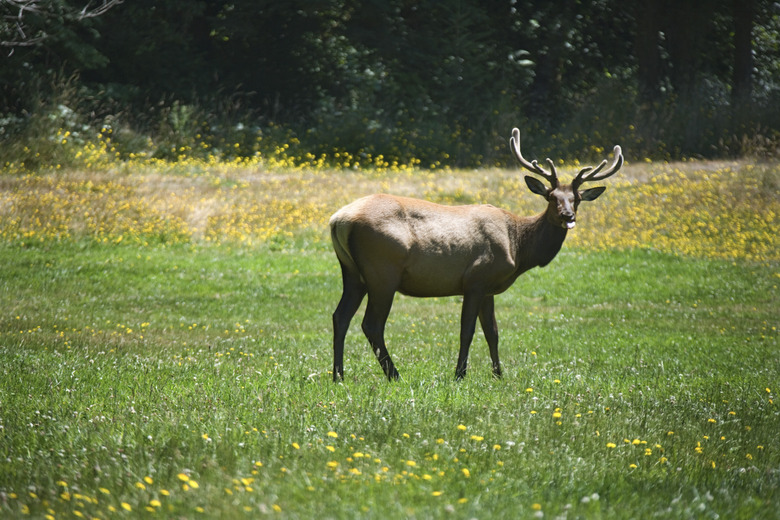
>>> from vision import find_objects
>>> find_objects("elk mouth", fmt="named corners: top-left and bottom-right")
top-left (565, 220), bottom-right (576, 229)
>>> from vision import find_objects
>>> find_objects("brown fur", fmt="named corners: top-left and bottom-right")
top-left (330, 129), bottom-right (622, 381)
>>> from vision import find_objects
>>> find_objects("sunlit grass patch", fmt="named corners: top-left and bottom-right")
top-left (570, 162), bottom-right (780, 261)
top-left (0, 154), bottom-right (778, 518)
top-left (1, 156), bottom-right (778, 261)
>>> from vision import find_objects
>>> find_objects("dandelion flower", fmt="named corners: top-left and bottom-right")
top-left (177, 473), bottom-right (190, 482)
top-left (461, 468), bottom-right (470, 478)
top-left (327, 431), bottom-right (338, 438)
top-left (121, 503), bottom-right (132, 511)
top-left (606, 443), bottom-right (617, 448)
top-left (457, 424), bottom-right (467, 431)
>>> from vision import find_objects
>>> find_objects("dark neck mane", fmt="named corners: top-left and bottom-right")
top-left (513, 212), bottom-right (567, 270)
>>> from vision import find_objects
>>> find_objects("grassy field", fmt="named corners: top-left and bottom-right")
top-left (0, 158), bottom-right (778, 518)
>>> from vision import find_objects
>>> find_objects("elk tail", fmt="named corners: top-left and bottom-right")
top-left (329, 214), bottom-right (364, 284)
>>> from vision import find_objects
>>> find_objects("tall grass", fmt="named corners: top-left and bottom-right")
top-left (1, 156), bottom-right (778, 261)
top-left (0, 157), bottom-right (778, 518)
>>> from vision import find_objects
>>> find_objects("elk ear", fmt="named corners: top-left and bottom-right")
top-left (524, 176), bottom-right (549, 197)
top-left (580, 186), bottom-right (606, 201)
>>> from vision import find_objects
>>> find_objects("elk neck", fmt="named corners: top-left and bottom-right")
top-left (511, 210), bottom-right (568, 270)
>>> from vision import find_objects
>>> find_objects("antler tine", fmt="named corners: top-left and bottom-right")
top-left (510, 128), bottom-right (558, 187)
top-left (544, 157), bottom-right (558, 182)
top-left (572, 145), bottom-right (623, 188)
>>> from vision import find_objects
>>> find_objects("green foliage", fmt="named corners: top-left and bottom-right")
top-left (0, 241), bottom-right (777, 518)
top-left (3, 0), bottom-right (780, 167)
top-left (0, 157), bottom-right (778, 517)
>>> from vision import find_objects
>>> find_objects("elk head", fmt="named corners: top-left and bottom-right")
top-left (510, 128), bottom-right (623, 229)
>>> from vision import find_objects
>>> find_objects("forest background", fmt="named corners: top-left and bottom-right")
top-left (1, 0), bottom-right (780, 169)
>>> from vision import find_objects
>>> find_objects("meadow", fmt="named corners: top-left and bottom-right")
top-left (0, 148), bottom-right (778, 518)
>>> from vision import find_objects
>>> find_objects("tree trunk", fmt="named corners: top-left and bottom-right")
top-left (665, 0), bottom-right (707, 99)
top-left (634, 0), bottom-right (662, 104)
top-left (731, 0), bottom-right (754, 112)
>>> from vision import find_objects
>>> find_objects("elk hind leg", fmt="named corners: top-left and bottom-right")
top-left (361, 288), bottom-right (399, 381)
top-left (332, 266), bottom-right (366, 382)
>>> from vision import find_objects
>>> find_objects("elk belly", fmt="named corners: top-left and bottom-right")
top-left (397, 258), bottom-right (468, 297)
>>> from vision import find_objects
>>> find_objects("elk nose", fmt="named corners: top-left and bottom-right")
top-left (561, 212), bottom-right (576, 229)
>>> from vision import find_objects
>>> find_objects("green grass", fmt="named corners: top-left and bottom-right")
top-left (0, 238), bottom-right (777, 519)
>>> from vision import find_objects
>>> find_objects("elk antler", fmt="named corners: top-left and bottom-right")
top-left (572, 145), bottom-right (623, 190)
top-left (510, 128), bottom-right (558, 188)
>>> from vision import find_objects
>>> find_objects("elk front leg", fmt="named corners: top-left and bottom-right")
top-left (455, 293), bottom-right (483, 380)
top-left (478, 295), bottom-right (501, 378)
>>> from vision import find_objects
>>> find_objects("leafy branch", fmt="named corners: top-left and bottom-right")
top-left (1, 0), bottom-right (122, 52)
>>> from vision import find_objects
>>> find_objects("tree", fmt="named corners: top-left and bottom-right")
top-left (634, 0), bottom-right (663, 104)
top-left (1, 0), bottom-right (121, 53)
top-left (732, 0), bottom-right (754, 111)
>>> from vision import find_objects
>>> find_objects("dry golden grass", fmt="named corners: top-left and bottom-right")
top-left (1, 158), bottom-right (778, 260)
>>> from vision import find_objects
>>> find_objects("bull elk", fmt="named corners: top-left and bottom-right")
top-left (329, 128), bottom-right (623, 381)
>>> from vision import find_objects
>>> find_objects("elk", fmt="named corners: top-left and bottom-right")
top-left (330, 128), bottom-right (623, 381)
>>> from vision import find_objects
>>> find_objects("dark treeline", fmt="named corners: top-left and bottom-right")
top-left (2, 0), bottom-right (779, 168)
